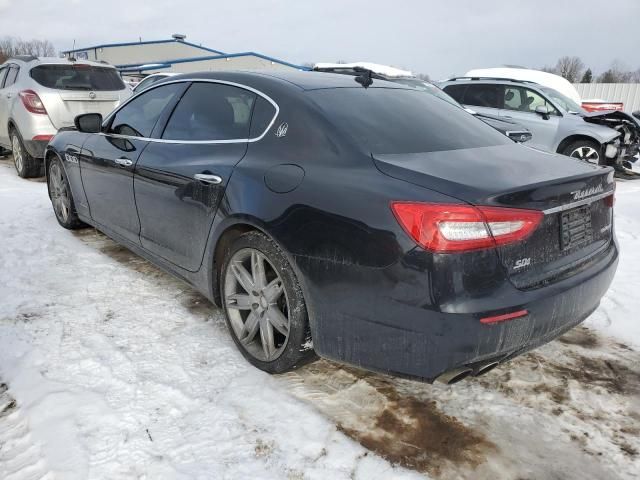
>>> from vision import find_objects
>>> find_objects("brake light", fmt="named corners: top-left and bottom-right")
top-left (390, 202), bottom-right (543, 253)
top-left (604, 190), bottom-right (615, 208)
top-left (480, 309), bottom-right (529, 324)
top-left (32, 134), bottom-right (54, 142)
top-left (19, 90), bottom-right (48, 115)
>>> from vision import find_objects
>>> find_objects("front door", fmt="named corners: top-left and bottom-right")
top-left (499, 86), bottom-right (561, 151)
top-left (134, 81), bottom-right (258, 271)
top-left (79, 82), bottom-right (186, 243)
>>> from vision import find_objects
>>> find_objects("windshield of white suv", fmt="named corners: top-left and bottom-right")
top-left (31, 64), bottom-right (126, 91)
top-left (540, 87), bottom-right (583, 114)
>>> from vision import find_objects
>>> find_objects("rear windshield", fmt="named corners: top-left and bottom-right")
top-left (31, 64), bottom-right (126, 91)
top-left (309, 87), bottom-right (511, 154)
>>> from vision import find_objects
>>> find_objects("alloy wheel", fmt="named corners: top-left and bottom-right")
top-left (12, 135), bottom-right (23, 173)
top-left (49, 162), bottom-right (70, 222)
top-left (224, 248), bottom-right (290, 362)
top-left (570, 146), bottom-right (600, 165)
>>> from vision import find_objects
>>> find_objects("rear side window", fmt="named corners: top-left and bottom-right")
top-left (309, 87), bottom-right (511, 154)
top-left (30, 64), bottom-right (125, 91)
top-left (0, 67), bottom-right (7, 88)
top-left (442, 84), bottom-right (468, 103)
top-left (462, 84), bottom-right (502, 108)
top-left (162, 83), bottom-right (256, 141)
top-left (4, 66), bottom-right (19, 87)
top-left (249, 96), bottom-right (277, 138)
top-left (108, 83), bottom-right (183, 137)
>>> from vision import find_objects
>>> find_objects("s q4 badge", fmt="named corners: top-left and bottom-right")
top-left (275, 122), bottom-right (288, 138)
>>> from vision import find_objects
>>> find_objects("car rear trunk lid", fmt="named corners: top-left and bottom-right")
top-left (373, 144), bottom-right (615, 289)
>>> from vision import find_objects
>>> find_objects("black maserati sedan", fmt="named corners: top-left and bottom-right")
top-left (45, 71), bottom-right (618, 384)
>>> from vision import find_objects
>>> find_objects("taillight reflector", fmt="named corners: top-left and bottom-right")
top-left (32, 134), bottom-right (54, 142)
top-left (19, 90), bottom-right (48, 115)
top-left (480, 309), bottom-right (529, 324)
top-left (390, 202), bottom-right (543, 253)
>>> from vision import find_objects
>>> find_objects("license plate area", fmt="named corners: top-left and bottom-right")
top-left (560, 205), bottom-right (593, 251)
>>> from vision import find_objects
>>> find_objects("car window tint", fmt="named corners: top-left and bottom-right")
top-left (309, 87), bottom-right (511, 155)
top-left (249, 96), bottom-right (277, 138)
top-left (462, 84), bottom-right (502, 108)
top-left (109, 83), bottom-right (183, 138)
top-left (524, 88), bottom-right (558, 114)
top-left (442, 84), bottom-right (467, 103)
top-left (162, 83), bottom-right (256, 141)
top-left (30, 64), bottom-right (125, 91)
top-left (4, 66), bottom-right (19, 87)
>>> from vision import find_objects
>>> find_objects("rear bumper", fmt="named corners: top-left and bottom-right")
top-left (23, 139), bottom-right (49, 159)
top-left (299, 241), bottom-right (618, 382)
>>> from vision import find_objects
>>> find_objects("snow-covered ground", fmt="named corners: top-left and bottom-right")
top-left (0, 156), bottom-right (638, 480)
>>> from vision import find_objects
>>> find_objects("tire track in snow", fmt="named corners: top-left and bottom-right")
top-left (0, 383), bottom-right (54, 480)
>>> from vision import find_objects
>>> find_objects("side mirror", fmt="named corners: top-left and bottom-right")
top-left (508, 131), bottom-right (532, 143)
top-left (535, 105), bottom-right (550, 115)
top-left (74, 113), bottom-right (103, 133)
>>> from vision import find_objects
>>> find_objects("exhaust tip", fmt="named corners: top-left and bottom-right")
top-left (474, 362), bottom-right (499, 377)
top-left (436, 368), bottom-right (473, 385)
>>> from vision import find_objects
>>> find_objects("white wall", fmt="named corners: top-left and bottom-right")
top-left (574, 83), bottom-right (640, 113)
top-left (65, 42), bottom-right (216, 66)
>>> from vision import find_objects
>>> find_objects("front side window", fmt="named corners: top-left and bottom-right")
top-left (540, 87), bottom-right (581, 113)
top-left (503, 86), bottom-right (558, 114)
top-left (162, 83), bottom-right (257, 141)
top-left (108, 83), bottom-right (183, 138)
top-left (30, 64), bottom-right (126, 91)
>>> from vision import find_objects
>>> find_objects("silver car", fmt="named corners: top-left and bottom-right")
top-left (441, 77), bottom-right (640, 169)
top-left (0, 56), bottom-right (132, 177)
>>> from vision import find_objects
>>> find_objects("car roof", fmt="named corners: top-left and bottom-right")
top-left (163, 70), bottom-right (408, 92)
top-left (2, 56), bottom-right (118, 69)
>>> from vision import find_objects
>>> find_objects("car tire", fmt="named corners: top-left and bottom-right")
top-left (562, 140), bottom-right (604, 166)
top-left (47, 155), bottom-right (86, 230)
top-left (10, 129), bottom-right (44, 178)
top-left (220, 230), bottom-right (316, 374)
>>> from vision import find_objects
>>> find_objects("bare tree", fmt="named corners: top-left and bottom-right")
top-left (415, 73), bottom-right (430, 81)
top-left (597, 60), bottom-right (634, 83)
top-left (554, 56), bottom-right (585, 83)
top-left (0, 36), bottom-right (56, 62)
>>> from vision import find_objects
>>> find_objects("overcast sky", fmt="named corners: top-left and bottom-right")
top-left (1, 0), bottom-right (638, 79)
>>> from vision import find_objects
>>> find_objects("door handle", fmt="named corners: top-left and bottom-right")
top-left (114, 157), bottom-right (133, 167)
top-left (194, 173), bottom-right (222, 185)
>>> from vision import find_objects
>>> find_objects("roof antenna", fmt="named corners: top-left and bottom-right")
top-left (354, 68), bottom-right (373, 88)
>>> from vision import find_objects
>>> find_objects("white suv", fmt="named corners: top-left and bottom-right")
top-left (0, 56), bottom-right (132, 177)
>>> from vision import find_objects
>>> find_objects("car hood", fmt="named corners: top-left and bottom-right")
top-left (580, 109), bottom-right (640, 130)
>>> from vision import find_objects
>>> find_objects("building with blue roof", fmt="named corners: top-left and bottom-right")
top-left (61, 34), bottom-right (308, 77)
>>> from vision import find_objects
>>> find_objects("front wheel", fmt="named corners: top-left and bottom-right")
top-left (47, 156), bottom-right (86, 229)
top-left (562, 140), bottom-right (603, 166)
top-left (220, 230), bottom-right (316, 373)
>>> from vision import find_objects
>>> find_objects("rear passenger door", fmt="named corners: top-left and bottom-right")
top-left (0, 64), bottom-right (18, 146)
top-left (134, 81), bottom-right (271, 272)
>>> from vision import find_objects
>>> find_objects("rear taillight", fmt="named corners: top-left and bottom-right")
top-left (19, 90), bottom-right (47, 115)
top-left (604, 191), bottom-right (615, 208)
top-left (391, 202), bottom-right (543, 253)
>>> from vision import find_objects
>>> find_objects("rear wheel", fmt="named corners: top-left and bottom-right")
top-left (47, 156), bottom-right (86, 229)
top-left (220, 230), bottom-right (316, 373)
top-left (562, 140), bottom-right (603, 166)
top-left (10, 129), bottom-right (44, 178)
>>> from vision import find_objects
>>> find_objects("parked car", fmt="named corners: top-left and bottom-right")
top-left (0, 56), bottom-right (132, 178)
top-left (133, 72), bottom-right (179, 93)
top-left (313, 63), bottom-right (532, 143)
top-left (45, 71), bottom-right (617, 384)
top-left (441, 77), bottom-right (640, 171)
